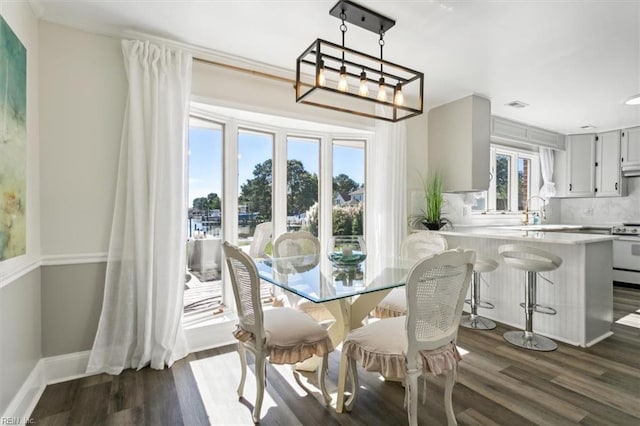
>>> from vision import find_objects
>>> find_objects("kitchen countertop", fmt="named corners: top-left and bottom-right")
top-left (438, 226), bottom-right (618, 245)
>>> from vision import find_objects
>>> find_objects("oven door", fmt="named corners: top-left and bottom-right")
top-left (613, 237), bottom-right (640, 286)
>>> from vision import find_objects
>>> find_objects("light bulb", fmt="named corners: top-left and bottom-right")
top-left (359, 70), bottom-right (369, 97)
top-left (317, 61), bottom-right (326, 87)
top-left (394, 83), bottom-right (404, 106)
top-left (377, 77), bottom-right (387, 102)
top-left (338, 65), bottom-right (349, 92)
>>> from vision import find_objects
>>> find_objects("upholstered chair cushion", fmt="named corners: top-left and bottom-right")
top-left (343, 316), bottom-right (461, 380)
top-left (374, 288), bottom-right (407, 318)
top-left (233, 307), bottom-right (334, 364)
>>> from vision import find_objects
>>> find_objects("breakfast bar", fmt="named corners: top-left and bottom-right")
top-left (438, 228), bottom-right (616, 347)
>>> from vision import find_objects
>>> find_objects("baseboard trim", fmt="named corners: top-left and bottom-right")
top-left (2, 359), bottom-right (45, 421)
top-left (5, 330), bottom-right (237, 418)
top-left (43, 350), bottom-right (93, 385)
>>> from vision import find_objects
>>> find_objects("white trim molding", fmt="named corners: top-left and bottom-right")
top-left (41, 252), bottom-right (108, 266)
top-left (0, 260), bottom-right (41, 289)
top-left (2, 359), bottom-right (45, 422)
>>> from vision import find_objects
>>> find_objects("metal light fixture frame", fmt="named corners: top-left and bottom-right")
top-left (295, 1), bottom-right (424, 122)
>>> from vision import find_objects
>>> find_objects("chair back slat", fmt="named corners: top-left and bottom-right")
top-left (405, 249), bottom-right (475, 353)
top-left (223, 241), bottom-right (264, 343)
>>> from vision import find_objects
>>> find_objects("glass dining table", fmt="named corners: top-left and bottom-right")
top-left (255, 255), bottom-right (415, 412)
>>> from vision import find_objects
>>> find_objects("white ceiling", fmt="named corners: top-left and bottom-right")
top-left (30, 0), bottom-right (640, 134)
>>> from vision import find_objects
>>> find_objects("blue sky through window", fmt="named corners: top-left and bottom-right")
top-left (188, 128), bottom-right (365, 209)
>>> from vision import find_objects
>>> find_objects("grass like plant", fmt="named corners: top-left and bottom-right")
top-left (424, 172), bottom-right (444, 225)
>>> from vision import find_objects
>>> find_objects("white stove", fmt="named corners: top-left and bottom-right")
top-left (612, 223), bottom-right (640, 286)
top-left (612, 223), bottom-right (640, 237)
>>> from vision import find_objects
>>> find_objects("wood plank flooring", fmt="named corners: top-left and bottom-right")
top-left (32, 286), bottom-right (640, 425)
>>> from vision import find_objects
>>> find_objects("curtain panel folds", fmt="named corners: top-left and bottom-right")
top-left (539, 147), bottom-right (556, 201)
top-left (366, 106), bottom-right (408, 278)
top-left (87, 40), bottom-right (192, 374)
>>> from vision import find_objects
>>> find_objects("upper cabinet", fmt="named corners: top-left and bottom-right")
top-left (428, 94), bottom-right (490, 192)
top-left (491, 116), bottom-right (566, 150)
top-left (558, 130), bottom-right (626, 198)
top-left (621, 126), bottom-right (640, 176)
top-left (595, 130), bottom-right (626, 197)
top-left (566, 134), bottom-right (596, 197)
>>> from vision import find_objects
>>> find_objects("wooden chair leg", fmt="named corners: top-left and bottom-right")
top-left (336, 349), bottom-right (350, 413)
top-left (318, 353), bottom-right (331, 405)
top-left (344, 358), bottom-right (359, 412)
top-left (405, 371), bottom-right (420, 426)
top-left (444, 366), bottom-right (458, 425)
top-left (237, 343), bottom-right (247, 398)
top-left (253, 355), bottom-right (266, 423)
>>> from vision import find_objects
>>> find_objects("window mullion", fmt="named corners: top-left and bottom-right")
top-left (273, 130), bottom-right (287, 238)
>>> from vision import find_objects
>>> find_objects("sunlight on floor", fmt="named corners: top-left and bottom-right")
top-left (190, 351), bottom-right (329, 423)
top-left (615, 310), bottom-right (640, 329)
top-left (190, 352), bottom-right (278, 424)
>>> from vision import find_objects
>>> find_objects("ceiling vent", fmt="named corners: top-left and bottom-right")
top-left (580, 124), bottom-right (597, 130)
top-left (505, 100), bottom-right (529, 108)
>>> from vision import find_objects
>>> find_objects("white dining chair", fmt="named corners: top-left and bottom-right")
top-left (222, 241), bottom-right (334, 423)
top-left (249, 221), bottom-right (272, 258)
top-left (374, 231), bottom-right (448, 318)
top-left (272, 231), bottom-right (333, 322)
top-left (340, 248), bottom-right (475, 426)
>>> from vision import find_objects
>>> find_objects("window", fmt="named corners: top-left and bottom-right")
top-left (185, 103), bottom-right (372, 321)
top-left (185, 117), bottom-right (224, 319)
top-left (471, 146), bottom-right (539, 213)
top-left (332, 140), bottom-right (365, 236)
top-left (237, 129), bottom-right (274, 242)
top-left (286, 137), bottom-right (319, 236)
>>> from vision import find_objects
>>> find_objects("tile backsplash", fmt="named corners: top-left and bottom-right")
top-left (440, 178), bottom-right (638, 227)
top-left (559, 178), bottom-right (640, 225)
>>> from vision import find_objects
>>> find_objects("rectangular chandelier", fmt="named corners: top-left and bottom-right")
top-left (295, 1), bottom-right (424, 122)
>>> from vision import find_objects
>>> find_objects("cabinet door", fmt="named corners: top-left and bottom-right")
top-left (595, 130), bottom-right (622, 197)
top-left (621, 126), bottom-right (640, 171)
top-left (567, 134), bottom-right (595, 197)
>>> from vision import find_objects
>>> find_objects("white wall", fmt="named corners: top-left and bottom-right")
top-left (39, 21), bottom-right (125, 256)
top-left (0, 1), bottom-right (42, 417)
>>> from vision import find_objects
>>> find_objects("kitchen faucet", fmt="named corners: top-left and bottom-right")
top-left (522, 195), bottom-right (547, 225)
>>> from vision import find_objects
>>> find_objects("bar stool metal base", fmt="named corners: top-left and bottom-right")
top-left (503, 330), bottom-right (557, 351)
top-left (460, 314), bottom-right (496, 330)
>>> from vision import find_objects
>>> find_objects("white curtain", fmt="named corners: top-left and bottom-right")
top-left (366, 107), bottom-right (407, 277)
top-left (87, 40), bottom-right (192, 374)
top-left (539, 147), bottom-right (556, 200)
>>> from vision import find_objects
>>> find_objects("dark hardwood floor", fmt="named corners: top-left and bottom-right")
top-left (32, 286), bottom-right (640, 425)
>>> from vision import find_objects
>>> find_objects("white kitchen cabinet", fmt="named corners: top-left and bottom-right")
top-left (621, 126), bottom-right (640, 176)
top-left (566, 133), bottom-right (595, 197)
top-left (595, 130), bottom-right (625, 197)
top-left (491, 116), bottom-right (566, 150)
top-left (428, 95), bottom-right (491, 192)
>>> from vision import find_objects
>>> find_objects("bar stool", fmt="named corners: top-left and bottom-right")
top-left (499, 244), bottom-right (563, 351)
top-left (460, 255), bottom-right (498, 330)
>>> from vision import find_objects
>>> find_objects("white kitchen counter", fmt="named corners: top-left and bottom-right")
top-left (440, 228), bottom-right (614, 347)
top-left (439, 227), bottom-right (617, 244)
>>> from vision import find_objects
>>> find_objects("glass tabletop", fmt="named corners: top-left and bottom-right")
top-left (255, 256), bottom-right (415, 303)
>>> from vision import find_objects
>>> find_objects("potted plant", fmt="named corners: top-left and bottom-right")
top-left (410, 172), bottom-right (449, 230)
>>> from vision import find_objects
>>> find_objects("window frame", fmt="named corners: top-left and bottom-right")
top-left (474, 144), bottom-right (540, 214)
top-left (189, 104), bottom-right (371, 311)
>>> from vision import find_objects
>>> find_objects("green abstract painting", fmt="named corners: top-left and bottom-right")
top-left (0, 15), bottom-right (27, 260)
